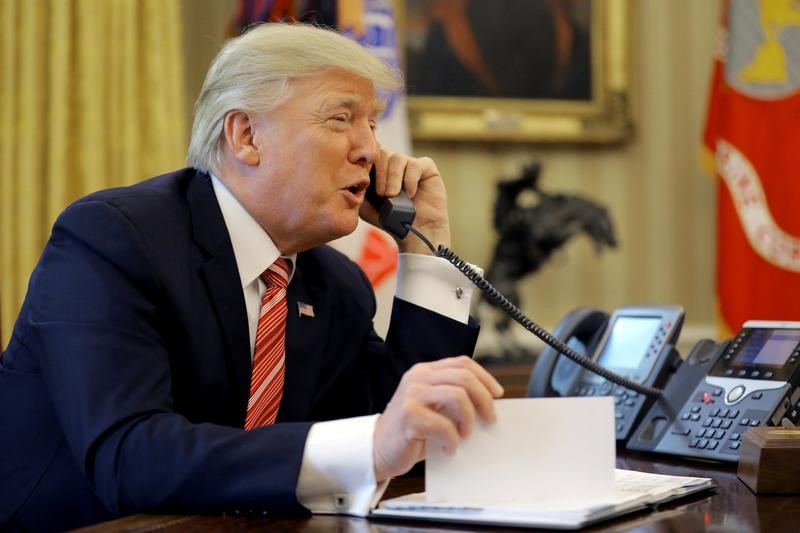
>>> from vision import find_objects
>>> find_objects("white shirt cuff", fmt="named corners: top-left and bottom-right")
top-left (296, 414), bottom-right (388, 516)
top-left (395, 253), bottom-right (480, 325)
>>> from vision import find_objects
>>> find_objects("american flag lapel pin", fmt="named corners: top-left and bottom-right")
top-left (297, 301), bottom-right (315, 318)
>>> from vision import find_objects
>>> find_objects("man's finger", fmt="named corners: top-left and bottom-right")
top-left (385, 153), bottom-right (410, 197)
top-left (420, 367), bottom-right (496, 424)
top-left (407, 403), bottom-right (463, 456)
top-left (415, 384), bottom-right (477, 437)
top-left (427, 356), bottom-right (505, 397)
top-left (373, 148), bottom-right (391, 196)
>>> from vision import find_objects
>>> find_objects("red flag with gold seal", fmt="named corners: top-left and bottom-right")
top-left (703, 0), bottom-right (800, 334)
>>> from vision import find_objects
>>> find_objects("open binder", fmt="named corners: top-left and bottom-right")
top-left (370, 469), bottom-right (715, 530)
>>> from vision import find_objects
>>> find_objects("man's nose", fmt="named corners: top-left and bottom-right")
top-left (350, 121), bottom-right (379, 165)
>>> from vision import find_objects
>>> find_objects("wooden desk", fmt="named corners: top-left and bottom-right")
top-left (76, 452), bottom-right (800, 532)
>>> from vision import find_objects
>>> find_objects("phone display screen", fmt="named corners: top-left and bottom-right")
top-left (733, 329), bottom-right (800, 367)
top-left (596, 316), bottom-right (662, 372)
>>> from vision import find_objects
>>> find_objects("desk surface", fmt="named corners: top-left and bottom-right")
top-left (76, 452), bottom-right (800, 532)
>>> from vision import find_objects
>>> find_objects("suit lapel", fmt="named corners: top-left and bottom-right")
top-left (280, 258), bottom-right (331, 421)
top-left (185, 173), bottom-right (335, 423)
top-left (186, 172), bottom-right (252, 423)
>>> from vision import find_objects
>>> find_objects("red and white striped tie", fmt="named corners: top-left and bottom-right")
top-left (245, 258), bottom-right (290, 429)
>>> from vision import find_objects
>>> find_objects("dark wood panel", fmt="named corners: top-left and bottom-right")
top-left (485, 361), bottom-right (535, 398)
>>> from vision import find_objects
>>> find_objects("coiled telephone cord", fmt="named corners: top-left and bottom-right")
top-left (403, 223), bottom-right (662, 398)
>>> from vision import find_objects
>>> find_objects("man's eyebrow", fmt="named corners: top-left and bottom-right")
top-left (322, 95), bottom-right (384, 117)
top-left (323, 96), bottom-right (363, 110)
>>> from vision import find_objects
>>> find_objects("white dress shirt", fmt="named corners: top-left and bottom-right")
top-left (211, 175), bottom-right (476, 515)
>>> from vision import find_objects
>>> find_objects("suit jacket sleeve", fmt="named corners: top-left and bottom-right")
top-left (21, 198), bottom-right (310, 515)
top-left (285, 245), bottom-right (480, 422)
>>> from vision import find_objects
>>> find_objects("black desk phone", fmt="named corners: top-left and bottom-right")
top-left (628, 321), bottom-right (800, 462)
top-left (527, 305), bottom-right (685, 442)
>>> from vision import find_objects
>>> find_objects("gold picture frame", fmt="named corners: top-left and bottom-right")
top-left (397, 0), bottom-right (633, 143)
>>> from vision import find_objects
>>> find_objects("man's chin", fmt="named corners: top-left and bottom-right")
top-left (341, 218), bottom-right (361, 238)
top-left (327, 216), bottom-right (360, 242)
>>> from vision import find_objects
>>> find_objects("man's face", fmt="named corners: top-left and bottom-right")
top-left (239, 69), bottom-right (380, 253)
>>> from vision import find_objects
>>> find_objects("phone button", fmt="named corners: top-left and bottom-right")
top-left (727, 385), bottom-right (746, 403)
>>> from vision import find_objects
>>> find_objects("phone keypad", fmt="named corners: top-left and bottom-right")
top-left (611, 384), bottom-right (643, 435)
top-left (576, 381), bottom-right (644, 439)
top-left (666, 386), bottom-right (771, 458)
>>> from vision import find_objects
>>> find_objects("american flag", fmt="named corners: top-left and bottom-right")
top-left (297, 301), bottom-right (315, 318)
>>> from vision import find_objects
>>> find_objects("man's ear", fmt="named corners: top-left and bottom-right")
top-left (223, 110), bottom-right (260, 166)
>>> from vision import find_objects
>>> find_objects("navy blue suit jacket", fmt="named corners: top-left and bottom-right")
top-left (0, 168), bottom-right (478, 531)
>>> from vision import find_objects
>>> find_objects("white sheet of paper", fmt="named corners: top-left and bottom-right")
top-left (425, 397), bottom-right (616, 507)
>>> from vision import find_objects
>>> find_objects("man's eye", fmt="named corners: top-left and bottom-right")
top-left (326, 116), bottom-right (349, 130)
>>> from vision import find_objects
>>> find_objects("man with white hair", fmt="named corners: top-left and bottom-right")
top-left (0, 23), bottom-right (502, 531)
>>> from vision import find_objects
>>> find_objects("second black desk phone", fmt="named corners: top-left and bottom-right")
top-left (628, 321), bottom-right (800, 462)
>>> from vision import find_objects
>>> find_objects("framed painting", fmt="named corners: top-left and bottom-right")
top-left (397, 0), bottom-right (633, 142)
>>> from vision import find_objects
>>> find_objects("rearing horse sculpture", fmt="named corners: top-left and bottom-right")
top-left (483, 162), bottom-right (618, 341)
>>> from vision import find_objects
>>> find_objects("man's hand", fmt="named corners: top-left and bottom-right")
top-left (361, 148), bottom-right (450, 254)
top-left (372, 356), bottom-right (504, 481)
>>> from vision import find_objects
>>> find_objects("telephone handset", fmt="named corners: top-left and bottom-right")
top-left (365, 167), bottom-right (415, 239)
top-left (627, 321), bottom-right (800, 462)
top-left (527, 307), bottom-right (609, 398)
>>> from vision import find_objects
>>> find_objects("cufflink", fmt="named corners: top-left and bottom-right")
top-left (334, 493), bottom-right (350, 508)
top-left (455, 287), bottom-right (463, 299)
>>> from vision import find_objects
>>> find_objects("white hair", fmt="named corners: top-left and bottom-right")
top-left (187, 22), bottom-right (403, 173)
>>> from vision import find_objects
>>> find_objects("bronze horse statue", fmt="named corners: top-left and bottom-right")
top-left (482, 163), bottom-right (618, 346)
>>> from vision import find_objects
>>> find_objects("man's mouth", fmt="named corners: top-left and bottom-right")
top-left (346, 176), bottom-right (369, 196)
top-left (344, 182), bottom-right (367, 203)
